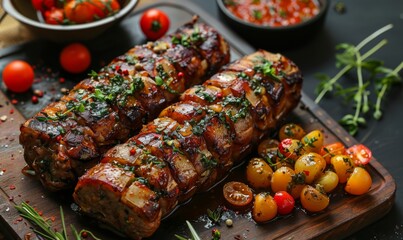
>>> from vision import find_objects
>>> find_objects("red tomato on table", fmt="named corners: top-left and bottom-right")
top-left (59, 43), bottom-right (91, 74)
top-left (2, 60), bottom-right (35, 93)
top-left (140, 9), bottom-right (170, 40)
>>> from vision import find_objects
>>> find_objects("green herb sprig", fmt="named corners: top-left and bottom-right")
top-left (315, 24), bottom-right (403, 135)
top-left (175, 221), bottom-right (201, 240)
top-left (15, 202), bottom-right (100, 240)
top-left (207, 208), bottom-right (223, 224)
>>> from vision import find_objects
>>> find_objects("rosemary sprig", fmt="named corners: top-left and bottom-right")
top-left (314, 24), bottom-right (403, 135)
top-left (15, 202), bottom-right (100, 240)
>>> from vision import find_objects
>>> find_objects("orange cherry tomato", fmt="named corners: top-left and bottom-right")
top-left (345, 167), bottom-right (372, 195)
top-left (93, 0), bottom-right (121, 18)
top-left (320, 142), bottom-right (347, 164)
top-left (347, 144), bottom-right (372, 165)
top-left (59, 43), bottom-right (91, 74)
top-left (140, 9), bottom-right (170, 40)
top-left (223, 181), bottom-right (253, 210)
top-left (252, 192), bottom-right (278, 223)
top-left (2, 60), bottom-right (34, 93)
top-left (64, 0), bottom-right (102, 24)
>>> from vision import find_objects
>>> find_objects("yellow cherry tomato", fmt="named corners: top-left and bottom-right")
top-left (301, 130), bottom-right (324, 153)
top-left (300, 185), bottom-right (330, 212)
top-left (271, 166), bottom-right (295, 193)
top-left (246, 158), bottom-right (274, 189)
top-left (294, 153), bottom-right (326, 184)
top-left (315, 171), bottom-right (339, 193)
top-left (345, 167), bottom-right (372, 195)
top-left (278, 123), bottom-right (306, 141)
top-left (252, 192), bottom-right (278, 223)
top-left (331, 155), bottom-right (355, 184)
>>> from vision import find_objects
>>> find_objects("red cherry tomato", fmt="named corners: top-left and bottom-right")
top-left (59, 43), bottom-right (91, 74)
top-left (347, 144), bottom-right (372, 165)
top-left (44, 8), bottom-right (64, 25)
top-left (32, 0), bottom-right (56, 12)
top-left (273, 191), bottom-right (295, 215)
top-left (2, 60), bottom-right (34, 93)
top-left (223, 181), bottom-right (253, 210)
top-left (140, 9), bottom-right (170, 40)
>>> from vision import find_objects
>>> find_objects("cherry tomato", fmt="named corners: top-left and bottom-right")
top-left (300, 185), bottom-right (329, 212)
top-left (44, 8), bottom-right (64, 25)
top-left (246, 158), bottom-right (273, 189)
top-left (95, 0), bottom-right (121, 16)
top-left (301, 130), bottom-right (324, 153)
top-left (330, 155), bottom-right (355, 184)
top-left (223, 181), bottom-right (253, 210)
top-left (32, 0), bottom-right (56, 12)
top-left (320, 142), bottom-right (347, 164)
top-left (273, 191), bottom-right (295, 215)
top-left (345, 167), bottom-right (372, 195)
top-left (294, 152), bottom-right (326, 184)
top-left (59, 43), bottom-right (91, 74)
top-left (347, 144), bottom-right (372, 165)
top-left (258, 138), bottom-right (279, 158)
top-left (140, 9), bottom-right (170, 40)
top-left (278, 138), bottom-right (306, 162)
top-left (278, 123), bottom-right (306, 141)
top-left (252, 192), bottom-right (277, 223)
top-left (64, 0), bottom-right (102, 24)
top-left (2, 60), bottom-right (34, 93)
top-left (314, 171), bottom-right (339, 193)
top-left (271, 166), bottom-right (295, 193)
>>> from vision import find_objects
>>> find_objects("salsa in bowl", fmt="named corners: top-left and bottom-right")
top-left (217, 0), bottom-right (329, 49)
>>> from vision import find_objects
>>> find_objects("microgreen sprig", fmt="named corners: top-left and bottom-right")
top-left (15, 202), bottom-right (100, 240)
top-left (314, 24), bottom-right (403, 135)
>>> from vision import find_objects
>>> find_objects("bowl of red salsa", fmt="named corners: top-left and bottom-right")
top-left (217, 0), bottom-right (329, 49)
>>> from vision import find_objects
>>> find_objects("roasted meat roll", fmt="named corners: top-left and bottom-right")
top-left (73, 50), bottom-right (303, 239)
top-left (19, 18), bottom-right (230, 191)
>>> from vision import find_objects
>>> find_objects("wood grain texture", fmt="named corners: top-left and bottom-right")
top-left (0, 1), bottom-right (396, 239)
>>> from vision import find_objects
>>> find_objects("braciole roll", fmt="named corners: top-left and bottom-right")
top-left (19, 17), bottom-right (230, 191)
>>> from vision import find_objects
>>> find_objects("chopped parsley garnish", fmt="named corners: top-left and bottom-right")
top-left (155, 64), bottom-right (179, 94)
top-left (195, 86), bottom-right (216, 103)
top-left (254, 59), bottom-right (283, 82)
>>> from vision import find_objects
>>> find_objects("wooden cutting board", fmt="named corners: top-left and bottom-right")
top-left (0, 1), bottom-right (396, 239)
